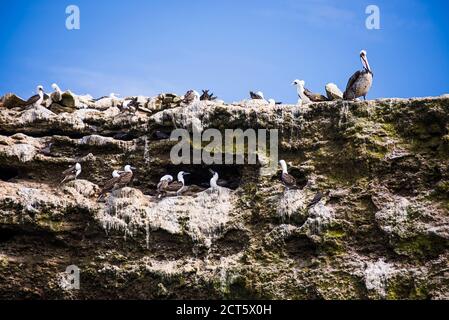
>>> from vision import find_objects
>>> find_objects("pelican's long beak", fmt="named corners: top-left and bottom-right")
top-left (361, 55), bottom-right (372, 73)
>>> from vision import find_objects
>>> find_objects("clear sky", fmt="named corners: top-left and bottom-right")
top-left (0, 0), bottom-right (448, 103)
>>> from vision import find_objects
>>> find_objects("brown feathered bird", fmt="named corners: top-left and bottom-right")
top-left (182, 90), bottom-right (200, 105)
top-left (114, 165), bottom-right (136, 189)
top-left (279, 160), bottom-right (297, 189)
top-left (304, 88), bottom-right (329, 102)
top-left (60, 163), bottom-right (82, 185)
top-left (157, 174), bottom-right (174, 198)
top-left (97, 170), bottom-right (123, 201)
top-left (200, 90), bottom-right (217, 101)
top-left (249, 91), bottom-right (264, 100)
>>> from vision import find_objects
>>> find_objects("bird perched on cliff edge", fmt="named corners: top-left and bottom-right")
top-left (200, 90), bottom-right (217, 101)
top-left (292, 80), bottom-right (311, 106)
top-left (279, 160), bottom-right (297, 190)
top-left (250, 91), bottom-right (265, 100)
top-left (209, 169), bottom-right (219, 190)
top-left (303, 88), bottom-right (329, 102)
top-left (60, 163), bottom-right (81, 184)
top-left (97, 170), bottom-right (123, 201)
top-left (182, 90), bottom-right (200, 105)
top-left (114, 165), bottom-right (136, 189)
top-left (157, 174), bottom-right (174, 198)
top-left (24, 85), bottom-right (46, 109)
top-left (50, 83), bottom-right (63, 103)
top-left (343, 50), bottom-right (373, 101)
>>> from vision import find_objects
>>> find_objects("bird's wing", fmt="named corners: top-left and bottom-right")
top-left (117, 172), bottom-right (133, 186)
top-left (166, 181), bottom-right (183, 192)
top-left (282, 173), bottom-right (297, 186)
top-left (304, 88), bottom-right (328, 102)
top-left (62, 165), bottom-right (76, 175)
top-left (157, 179), bottom-right (169, 192)
top-left (101, 176), bottom-right (121, 193)
top-left (25, 94), bottom-right (39, 105)
top-left (345, 70), bottom-right (362, 93)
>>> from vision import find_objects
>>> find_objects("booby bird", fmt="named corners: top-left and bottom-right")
top-left (50, 83), bottom-right (63, 103)
top-left (182, 90), bottom-right (200, 105)
top-left (209, 169), bottom-right (219, 189)
top-left (307, 191), bottom-right (324, 209)
top-left (24, 85), bottom-right (45, 108)
top-left (303, 88), bottom-right (329, 102)
top-left (163, 172), bottom-right (190, 196)
top-left (343, 50), bottom-right (373, 101)
top-left (60, 163), bottom-right (81, 184)
top-left (292, 80), bottom-right (311, 105)
top-left (115, 165), bottom-right (136, 189)
top-left (279, 160), bottom-right (297, 189)
top-left (200, 90), bottom-right (217, 101)
top-left (97, 170), bottom-right (123, 200)
top-left (249, 91), bottom-right (265, 100)
top-left (157, 174), bottom-right (174, 198)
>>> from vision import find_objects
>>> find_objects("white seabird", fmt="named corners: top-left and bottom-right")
top-left (209, 169), bottom-right (219, 189)
top-left (292, 80), bottom-right (311, 106)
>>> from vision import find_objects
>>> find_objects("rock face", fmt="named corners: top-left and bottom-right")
top-left (0, 94), bottom-right (449, 300)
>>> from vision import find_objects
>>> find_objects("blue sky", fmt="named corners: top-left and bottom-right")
top-left (0, 0), bottom-right (448, 102)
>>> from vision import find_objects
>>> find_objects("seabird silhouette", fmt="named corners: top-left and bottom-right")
top-left (200, 90), bottom-right (217, 101)
top-left (60, 163), bottom-right (81, 184)
top-left (25, 85), bottom-right (45, 109)
top-left (115, 165), bottom-right (136, 189)
top-left (344, 50), bottom-right (373, 101)
top-left (279, 160), bottom-right (297, 189)
top-left (250, 91), bottom-right (265, 100)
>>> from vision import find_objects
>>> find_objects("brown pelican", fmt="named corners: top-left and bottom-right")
top-left (97, 170), bottom-right (123, 201)
top-left (157, 174), bottom-right (174, 198)
top-left (24, 85), bottom-right (45, 109)
top-left (182, 90), bottom-right (200, 105)
top-left (60, 163), bottom-right (81, 184)
top-left (279, 160), bottom-right (297, 189)
top-left (200, 90), bottom-right (217, 101)
top-left (343, 50), bottom-right (373, 100)
top-left (249, 91), bottom-right (265, 100)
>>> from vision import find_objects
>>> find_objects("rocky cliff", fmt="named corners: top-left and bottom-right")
top-left (0, 93), bottom-right (448, 300)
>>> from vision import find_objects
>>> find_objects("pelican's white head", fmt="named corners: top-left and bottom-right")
top-left (279, 160), bottom-right (288, 173)
top-left (51, 83), bottom-right (61, 92)
top-left (359, 50), bottom-right (372, 73)
top-left (112, 170), bottom-right (120, 178)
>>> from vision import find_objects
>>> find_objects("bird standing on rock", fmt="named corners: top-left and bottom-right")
top-left (279, 160), bottom-right (297, 190)
top-left (97, 170), bottom-right (123, 201)
top-left (24, 85), bottom-right (46, 109)
top-left (200, 90), bottom-right (217, 101)
top-left (209, 169), bottom-right (219, 190)
top-left (157, 174), bottom-right (174, 198)
top-left (249, 91), bottom-right (265, 100)
top-left (182, 90), bottom-right (200, 105)
top-left (115, 165), bottom-right (136, 189)
top-left (60, 163), bottom-right (81, 184)
top-left (343, 50), bottom-right (373, 101)
top-left (292, 80), bottom-right (311, 105)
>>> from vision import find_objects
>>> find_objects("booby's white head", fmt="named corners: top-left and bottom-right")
top-left (177, 171), bottom-right (190, 184)
top-left (279, 160), bottom-right (288, 174)
top-left (160, 174), bottom-right (173, 182)
top-left (51, 83), bottom-right (62, 93)
top-left (112, 170), bottom-right (121, 178)
top-left (124, 165), bottom-right (136, 173)
top-left (36, 85), bottom-right (44, 95)
top-left (75, 163), bottom-right (82, 177)
top-left (292, 79), bottom-right (305, 88)
top-left (359, 50), bottom-right (372, 73)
